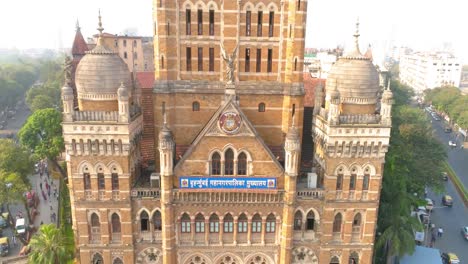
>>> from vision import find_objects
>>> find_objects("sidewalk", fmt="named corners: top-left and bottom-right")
top-left (28, 169), bottom-right (60, 228)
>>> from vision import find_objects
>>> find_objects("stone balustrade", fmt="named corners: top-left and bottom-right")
top-left (131, 188), bottom-right (160, 199)
top-left (296, 189), bottom-right (324, 200)
top-left (73, 111), bottom-right (119, 122)
top-left (172, 190), bottom-right (284, 204)
top-left (339, 114), bottom-right (381, 124)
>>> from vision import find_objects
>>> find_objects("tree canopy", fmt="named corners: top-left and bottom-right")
top-left (425, 86), bottom-right (468, 129)
top-left (28, 224), bottom-right (72, 264)
top-left (0, 139), bottom-right (33, 183)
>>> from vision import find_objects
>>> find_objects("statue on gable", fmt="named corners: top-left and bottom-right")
top-left (220, 42), bottom-right (239, 84)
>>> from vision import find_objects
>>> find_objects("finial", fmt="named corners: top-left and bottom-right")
top-left (353, 17), bottom-right (361, 53)
top-left (163, 109), bottom-right (167, 126)
top-left (97, 9), bottom-right (104, 36)
top-left (292, 111), bottom-right (296, 128)
top-left (76, 19), bottom-right (81, 32)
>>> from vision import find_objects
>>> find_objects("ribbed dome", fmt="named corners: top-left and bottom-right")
top-left (75, 49), bottom-right (131, 101)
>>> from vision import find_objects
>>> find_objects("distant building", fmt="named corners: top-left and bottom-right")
top-left (304, 51), bottom-right (338, 79)
top-left (399, 52), bottom-right (462, 93)
top-left (92, 33), bottom-right (154, 72)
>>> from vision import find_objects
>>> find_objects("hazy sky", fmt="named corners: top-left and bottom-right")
top-left (1, 0), bottom-right (467, 62)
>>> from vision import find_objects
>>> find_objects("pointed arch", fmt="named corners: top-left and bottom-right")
top-left (107, 161), bottom-right (124, 174)
top-left (266, 213), bottom-right (276, 233)
top-left (237, 152), bottom-right (247, 175)
top-left (294, 210), bottom-right (303, 230)
top-left (195, 213), bottom-right (205, 233)
top-left (153, 210), bottom-right (162, 231)
top-left (252, 213), bottom-right (262, 233)
top-left (77, 160), bottom-right (94, 174)
top-left (238, 213), bottom-right (248, 233)
top-left (332, 213), bottom-right (342, 233)
top-left (140, 211), bottom-right (150, 232)
top-left (244, 252), bottom-right (274, 264)
top-left (181, 213), bottom-right (191, 233)
top-left (349, 252), bottom-right (359, 264)
top-left (224, 148), bottom-right (234, 175)
top-left (211, 151), bottom-right (221, 175)
top-left (209, 213), bottom-right (219, 233)
top-left (223, 213), bottom-right (234, 233)
top-left (91, 252), bottom-right (104, 264)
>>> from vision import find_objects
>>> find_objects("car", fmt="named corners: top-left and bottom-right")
top-left (442, 195), bottom-right (453, 207)
top-left (461, 226), bottom-right (468, 240)
top-left (442, 172), bottom-right (449, 181)
top-left (441, 252), bottom-right (460, 264)
top-left (445, 127), bottom-right (452, 133)
top-left (0, 216), bottom-right (7, 228)
top-left (449, 141), bottom-right (457, 147)
top-left (425, 198), bottom-right (434, 212)
top-left (15, 218), bottom-right (26, 235)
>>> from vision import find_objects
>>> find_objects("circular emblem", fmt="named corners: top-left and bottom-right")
top-left (219, 112), bottom-right (242, 134)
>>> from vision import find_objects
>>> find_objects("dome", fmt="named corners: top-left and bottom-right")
top-left (75, 49), bottom-right (131, 101)
top-left (325, 22), bottom-right (380, 105)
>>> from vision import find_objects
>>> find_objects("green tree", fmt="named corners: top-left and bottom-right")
top-left (28, 224), bottom-right (72, 264)
top-left (0, 171), bottom-right (31, 229)
top-left (0, 139), bottom-right (33, 183)
top-left (18, 108), bottom-right (65, 177)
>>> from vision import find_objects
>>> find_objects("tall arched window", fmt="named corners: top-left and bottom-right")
top-left (113, 258), bottom-right (123, 264)
top-left (209, 214), bottom-right (219, 233)
top-left (252, 214), bottom-right (262, 233)
top-left (237, 152), bottom-right (247, 175)
top-left (153, 211), bottom-right (162, 231)
top-left (336, 174), bottom-right (343, 190)
top-left (294, 211), bottom-right (302, 230)
top-left (192, 101), bottom-right (200, 111)
top-left (352, 213), bottom-right (361, 233)
top-left (111, 213), bottom-right (121, 242)
top-left (225, 149), bottom-right (234, 175)
top-left (90, 213), bottom-right (101, 243)
top-left (181, 213), bottom-right (191, 233)
top-left (211, 152), bottom-right (221, 175)
top-left (224, 214), bottom-right (233, 233)
top-left (195, 213), bottom-right (205, 233)
top-left (92, 253), bottom-right (104, 264)
top-left (363, 174), bottom-right (370, 190)
top-left (258, 102), bottom-right (266, 112)
top-left (333, 213), bottom-right (342, 233)
top-left (350, 174), bottom-right (356, 190)
top-left (306, 211), bottom-right (315, 231)
top-left (266, 213), bottom-right (276, 233)
top-left (238, 213), bottom-right (248, 233)
top-left (349, 252), bottom-right (359, 264)
top-left (123, 40), bottom-right (127, 47)
top-left (330, 256), bottom-right (340, 264)
top-left (124, 52), bottom-right (128, 59)
top-left (140, 211), bottom-right (149, 232)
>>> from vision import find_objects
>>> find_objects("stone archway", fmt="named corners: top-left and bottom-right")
top-left (244, 253), bottom-right (274, 264)
top-left (184, 254), bottom-right (211, 264)
top-left (292, 246), bottom-right (319, 263)
top-left (136, 247), bottom-right (162, 264)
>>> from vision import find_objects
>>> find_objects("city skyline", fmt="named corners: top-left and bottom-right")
top-left (1, 0), bottom-right (467, 63)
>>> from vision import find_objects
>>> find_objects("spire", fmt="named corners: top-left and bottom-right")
top-left (342, 17), bottom-right (367, 60)
top-left (353, 17), bottom-right (360, 53)
top-left (72, 19), bottom-right (89, 56)
top-left (163, 109), bottom-right (167, 126)
top-left (76, 19), bottom-right (81, 32)
top-left (96, 9), bottom-right (105, 47)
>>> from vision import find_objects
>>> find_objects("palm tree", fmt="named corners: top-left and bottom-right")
top-left (28, 224), bottom-right (71, 264)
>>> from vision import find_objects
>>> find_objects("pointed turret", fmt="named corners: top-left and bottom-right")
top-left (118, 82), bottom-right (130, 123)
top-left (381, 80), bottom-right (393, 126)
top-left (71, 19), bottom-right (89, 57)
top-left (364, 44), bottom-right (373, 61)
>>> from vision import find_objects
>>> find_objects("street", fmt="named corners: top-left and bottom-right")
top-left (426, 112), bottom-right (468, 262)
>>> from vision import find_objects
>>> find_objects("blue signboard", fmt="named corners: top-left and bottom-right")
top-left (179, 177), bottom-right (276, 190)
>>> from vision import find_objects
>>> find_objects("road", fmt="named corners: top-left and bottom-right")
top-left (426, 112), bottom-right (468, 262)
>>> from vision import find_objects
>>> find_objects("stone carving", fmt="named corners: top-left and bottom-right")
top-left (220, 42), bottom-right (238, 84)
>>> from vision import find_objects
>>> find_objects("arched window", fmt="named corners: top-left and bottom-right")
top-left (123, 40), bottom-right (127, 47)
top-left (363, 174), bottom-right (370, 190)
top-left (124, 52), bottom-right (128, 59)
top-left (333, 213), bottom-right (342, 233)
top-left (238, 213), bottom-right (248, 233)
top-left (349, 252), bottom-right (359, 264)
top-left (113, 258), bottom-right (123, 264)
top-left (181, 213), bottom-right (191, 233)
top-left (294, 211), bottom-right (302, 231)
top-left (90, 213), bottom-right (100, 243)
top-left (209, 214), bottom-right (219, 233)
top-left (258, 102), bottom-right (266, 112)
top-left (224, 149), bottom-right (234, 175)
top-left (211, 152), bottom-right (221, 175)
top-left (153, 211), bottom-right (162, 231)
top-left (352, 213), bottom-right (361, 232)
top-left (237, 152), bottom-right (247, 175)
top-left (192, 101), bottom-right (200, 111)
top-left (111, 173), bottom-right (119, 190)
top-left (195, 213), bottom-right (205, 233)
top-left (92, 253), bottom-right (104, 264)
top-left (330, 256), bottom-right (340, 264)
top-left (111, 213), bottom-right (121, 234)
top-left (294, 57), bottom-right (298, 71)
top-left (224, 214), bottom-right (234, 233)
top-left (350, 174), bottom-right (356, 190)
top-left (336, 174), bottom-right (343, 190)
top-left (84, 173), bottom-right (91, 190)
top-left (266, 213), bottom-right (276, 233)
top-left (252, 214), bottom-right (262, 233)
top-left (306, 211), bottom-right (315, 231)
top-left (140, 211), bottom-right (149, 232)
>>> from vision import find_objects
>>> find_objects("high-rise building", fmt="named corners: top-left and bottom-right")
top-left (62, 2), bottom-right (391, 263)
top-left (400, 52), bottom-right (462, 93)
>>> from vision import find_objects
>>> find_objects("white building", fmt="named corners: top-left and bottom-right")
top-left (304, 51), bottom-right (337, 79)
top-left (399, 52), bottom-right (462, 93)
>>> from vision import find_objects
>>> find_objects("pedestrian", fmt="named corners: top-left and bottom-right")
top-left (47, 188), bottom-right (51, 198)
top-left (50, 205), bottom-right (53, 211)
top-left (11, 235), bottom-right (16, 247)
top-left (437, 227), bottom-right (443, 237)
top-left (39, 182), bottom-right (43, 190)
top-left (42, 189), bottom-right (47, 201)
top-left (45, 181), bottom-right (49, 191)
top-left (52, 212), bottom-right (56, 223)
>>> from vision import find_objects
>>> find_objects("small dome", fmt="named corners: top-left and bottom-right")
top-left (75, 48), bottom-right (131, 101)
top-left (61, 84), bottom-right (73, 96)
top-left (117, 82), bottom-right (129, 97)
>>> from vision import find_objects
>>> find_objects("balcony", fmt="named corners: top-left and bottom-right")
top-left (111, 233), bottom-right (121, 244)
top-left (131, 188), bottom-right (160, 199)
top-left (173, 190), bottom-right (283, 204)
top-left (180, 233), bottom-right (192, 246)
top-left (296, 177), bottom-right (324, 200)
top-left (139, 231), bottom-right (152, 242)
top-left (89, 233), bottom-right (101, 244)
top-left (153, 230), bottom-right (162, 243)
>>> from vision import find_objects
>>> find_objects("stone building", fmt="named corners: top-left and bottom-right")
top-left (62, 1), bottom-right (392, 264)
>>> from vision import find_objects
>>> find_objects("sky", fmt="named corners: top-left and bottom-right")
top-left (1, 0), bottom-right (467, 63)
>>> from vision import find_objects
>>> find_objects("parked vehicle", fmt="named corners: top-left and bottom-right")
top-left (445, 127), bottom-right (452, 133)
top-left (442, 172), bottom-right (449, 181)
top-left (448, 141), bottom-right (457, 147)
top-left (0, 237), bottom-right (9, 257)
top-left (425, 198), bottom-right (434, 212)
top-left (15, 218), bottom-right (26, 235)
top-left (442, 195), bottom-right (453, 207)
top-left (441, 252), bottom-right (460, 264)
top-left (26, 191), bottom-right (39, 209)
top-left (461, 226), bottom-right (468, 241)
